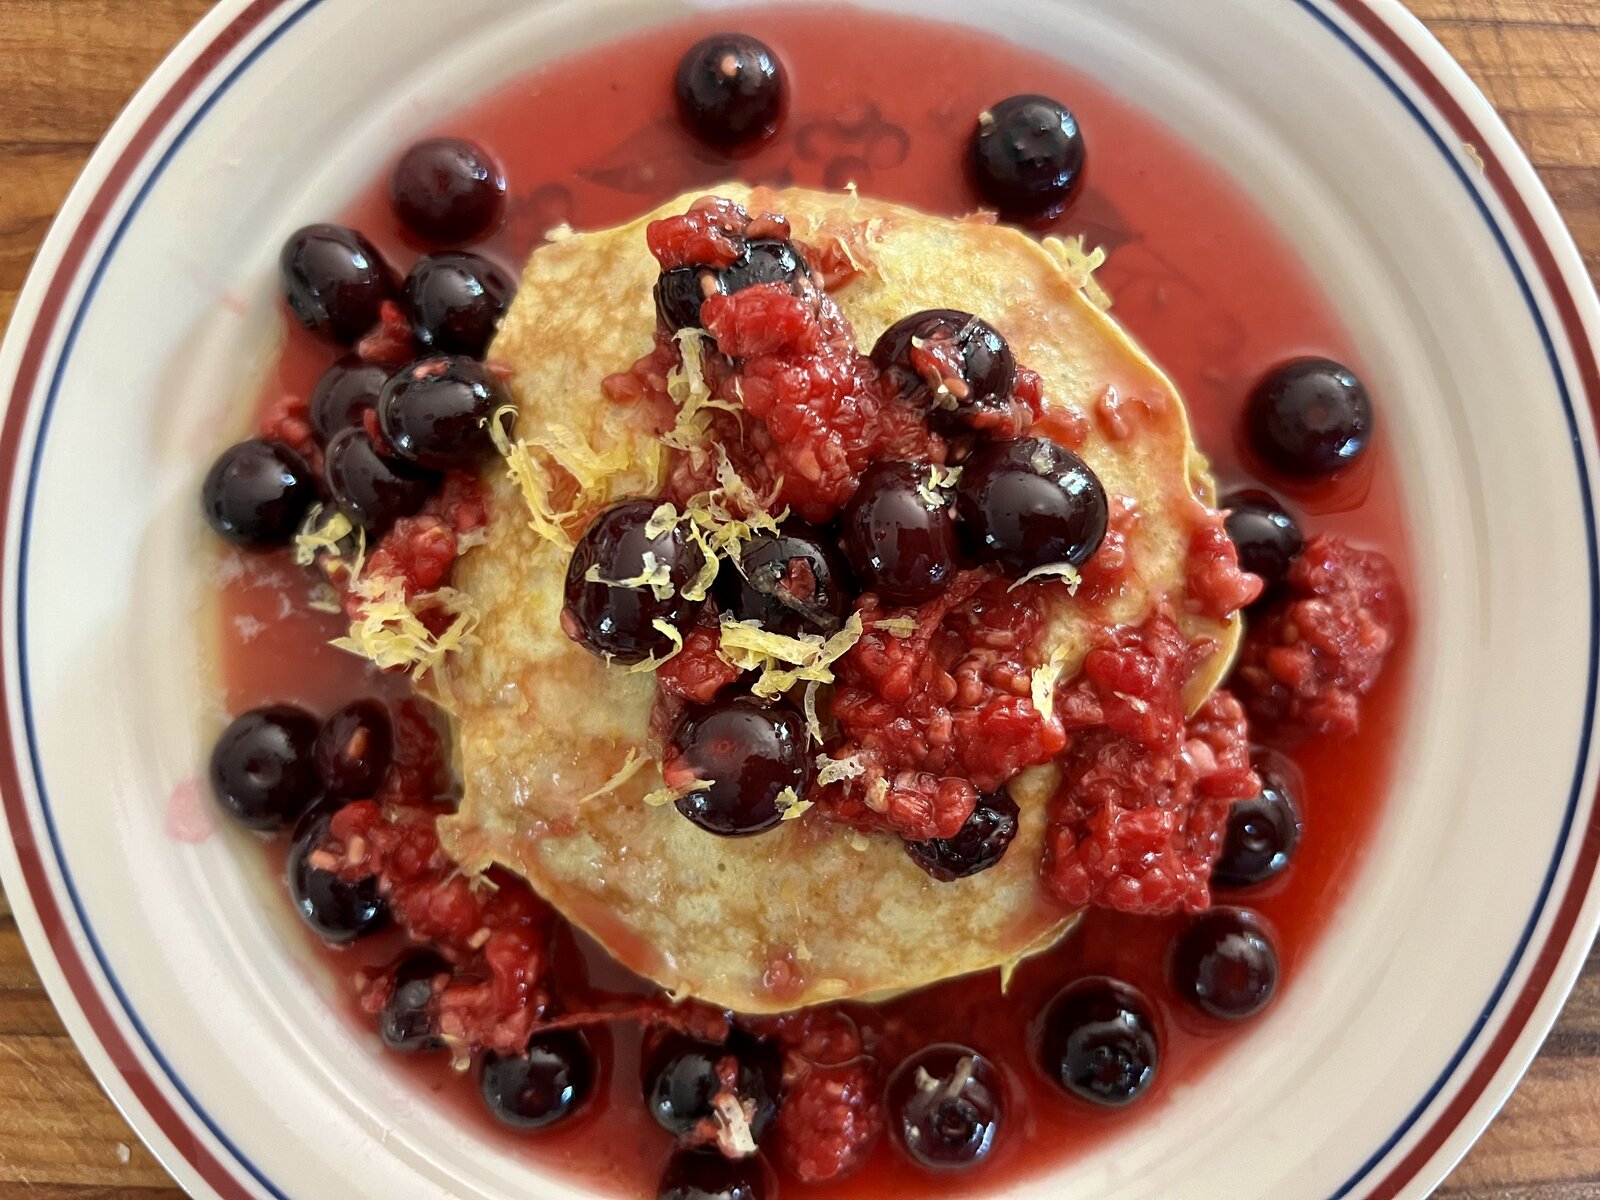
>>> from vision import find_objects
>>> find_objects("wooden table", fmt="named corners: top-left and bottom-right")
top-left (0, 0), bottom-right (1596, 1196)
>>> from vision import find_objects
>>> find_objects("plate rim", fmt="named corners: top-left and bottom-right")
top-left (0, 1), bottom-right (1596, 1198)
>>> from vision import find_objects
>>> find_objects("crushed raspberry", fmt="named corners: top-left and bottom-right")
top-left (1234, 535), bottom-right (1400, 738)
top-left (1186, 518), bottom-right (1263, 618)
top-left (816, 572), bottom-right (1065, 840)
top-left (811, 236), bottom-right (864, 289)
top-left (648, 197), bottom-right (941, 524)
top-left (1075, 493), bottom-right (1139, 604)
top-left (656, 624), bottom-right (742, 706)
top-left (373, 698), bottom-right (454, 810)
top-left (350, 515), bottom-right (458, 615)
top-left (761, 1008), bottom-right (883, 1184)
top-left (646, 198), bottom-right (748, 269)
top-left (426, 468), bottom-right (489, 534)
top-left (342, 471), bottom-right (487, 613)
top-left (258, 391), bottom-right (318, 468)
top-left (702, 284), bottom-right (816, 358)
top-left (1042, 614), bottom-right (1258, 915)
top-left (327, 801), bottom-right (553, 1055)
top-left (355, 300), bottom-right (417, 367)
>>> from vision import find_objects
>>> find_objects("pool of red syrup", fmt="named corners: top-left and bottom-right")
top-left (216, 5), bottom-right (1414, 1197)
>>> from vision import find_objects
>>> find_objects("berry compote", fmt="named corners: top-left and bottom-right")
top-left (212, 6), bottom-right (1411, 1199)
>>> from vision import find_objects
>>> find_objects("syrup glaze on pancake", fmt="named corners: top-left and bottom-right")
top-left (435, 185), bottom-right (1244, 1012)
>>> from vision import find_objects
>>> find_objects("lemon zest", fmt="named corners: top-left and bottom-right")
top-left (585, 552), bottom-right (675, 601)
top-left (1041, 234), bottom-right (1112, 310)
top-left (488, 405), bottom-right (661, 551)
top-left (815, 754), bottom-right (866, 787)
top-left (776, 786), bottom-right (811, 821)
top-left (332, 576), bottom-right (480, 683)
top-left (574, 749), bottom-right (651, 805)
top-left (1030, 644), bottom-right (1074, 723)
top-left (642, 776), bottom-right (714, 808)
top-left (717, 611), bottom-right (863, 699)
top-left (623, 620), bottom-right (687, 675)
top-left (1009, 562), bottom-right (1083, 595)
top-left (872, 617), bottom-right (919, 638)
top-left (803, 680), bottom-right (826, 745)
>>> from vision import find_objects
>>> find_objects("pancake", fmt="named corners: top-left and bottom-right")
top-left (431, 185), bottom-right (1241, 1013)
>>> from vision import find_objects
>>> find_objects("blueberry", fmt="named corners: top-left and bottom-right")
top-left (389, 137), bottom-right (506, 244)
top-left (1246, 358), bottom-right (1373, 477)
top-left (886, 1044), bottom-right (1003, 1170)
top-left (840, 461), bottom-right (960, 606)
top-left (323, 427), bottom-right (437, 533)
top-left (675, 34), bottom-right (786, 147)
top-left (315, 699), bottom-right (394, 800)
top-left (209, 705), bottom-right (321, 830)
top-left (287, 811), bottom-right (387, 944)
top-left (955, 437), bottom-right (1108, 575)
top-left (1214, 760), bottom-right (1302, 889)
top-left (404, 252), bottom-right (515, 359)
top-left (563, 499), bottom-right (706, 663)
top-left (669, 697), bottom-right (810, 837)
top-left (481, 1030), bottom-right (595, 1130)
top-left (905, 790), bottom-right (1019, 881)
top-left (970, 94), bottom-right (1086, 219)
top-left (1171, 908), bottom-right (1279, 1020)
top-left (279, 224), bottom-right (398, 346)
top-left (870, 309), bottom-right (1017, 431)
top-left (715, 522), bottom-right (855, 637)
top-left (721, 239), bottom-right (808, 297)
top-left (309, 358), bottom-right (388, 445)
top-left (201, 439), bottom-right (318, 548)
top-left (377, 355), bottom-right (509, 469)
top-left (1036, 978), bottom-right (1159, 1107)
top-left (657, 1148), bottom-right (770, 1200)
top-left (1222, 489), bottom-right (1304, 594)
top-left (379, 951), bottom-right (450, 1052)
top-left (655, 266), bottom-right (724, 333)
top-left (644, 1032), bottom-right (780, 1145)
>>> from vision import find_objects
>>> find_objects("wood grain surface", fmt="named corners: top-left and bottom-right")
top-left (0, 0), bottom-right (1595, 1196)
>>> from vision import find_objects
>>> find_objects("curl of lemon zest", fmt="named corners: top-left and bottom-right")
top-left (872, 617), bottom-right (919, 638)
top-left (865, 775), bottom-right (890, 813)
top-left (1030, 644), bottom-right (1074, 723)
top-left (915, 464), bottom-right (961, 508)
top-left (585, 551), bottom-right (676, 601)
top-left (663, 330), bottom-right (744, 456)
top-left (681, 519), bottom-right (720, 603)
top-left (717, 611), bottom-right (864, 700)
top-left (619, 620), bottom-right (686, 675)
top-left (642, 776), bottom-right (714, 808)
top-left (293, 504), bottom-right (367, 584)
top-left (488, 404), bottom-right (661, 551)
top-left (455, 526), bottom-right (490, 553)
top-left (1009, 562), bottom-right (1083, 596)
top-left (645, 502), bottom-right (681, 540)
top-left (998, 960), bottom-right (1024, 998)
top-left (1041, 234), bottom-right (1112, 311)
top-left (776, 786), bottom-right (812, 821)
top-left (815, 753), bottom-right (866, 787)
top-left (292, 504), bottom-right (354, 567)
top-left (332, 576), bottom-right (480, 683)
top-left (803, 680), bottom-right (826, 745)
top-left (574, 749), bottom-right (651, 806)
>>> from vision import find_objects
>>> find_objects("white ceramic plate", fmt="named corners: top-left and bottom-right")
top-left (2, 1), bottom-right (1597, 1197)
